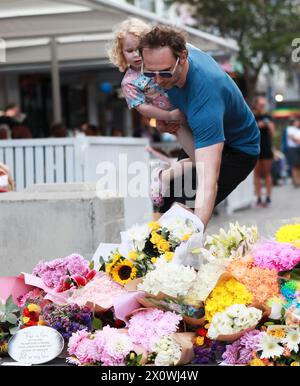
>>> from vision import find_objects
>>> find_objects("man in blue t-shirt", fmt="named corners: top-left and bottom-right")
top-left (139, 25), bottom-right (260, 228)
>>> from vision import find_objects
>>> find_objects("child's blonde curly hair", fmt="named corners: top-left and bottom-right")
top-left (107, 18), bottom-right (150, 72)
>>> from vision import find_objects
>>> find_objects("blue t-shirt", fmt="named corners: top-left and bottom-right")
top-left (167, 46), bottom-right (260, 156)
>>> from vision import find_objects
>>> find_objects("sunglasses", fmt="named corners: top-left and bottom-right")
top-left (141, 57), bottom-right (179, 78)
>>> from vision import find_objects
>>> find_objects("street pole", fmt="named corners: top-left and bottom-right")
top-left (50, 37), bottom-right (62, 123)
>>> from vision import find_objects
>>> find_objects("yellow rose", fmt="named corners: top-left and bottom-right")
top-left (157, 239), bottom-right (170, 253)
top-left (148, 222), bottom-right (160, 231)
top-left (38, 317), bottom-right (45, 326)
top-left (291, 362), bottom-right (300, 366)
top-left (151, 257), bottom-right (157, 264)
top-left (150, 231), bottom-right (162, 245)
top-left (23, 316), bottom-right (30, 324)
top-left (128, 250), bottom-right (138, 261)
top-left (28, 304), bottom-right (41, 313)
top-left (250, 358), bottom-right (266, 366)
top-left (195, 336), bottom-right (205, 346)
top-left (164, 252), bottom-right (174, 262)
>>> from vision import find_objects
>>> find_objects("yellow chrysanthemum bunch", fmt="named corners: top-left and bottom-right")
top-left (204, 278), bottom-right (253, 322)
top-left (276, 224), bottom-right (300, 244)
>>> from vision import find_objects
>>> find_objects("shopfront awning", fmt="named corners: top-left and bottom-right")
top-left (0, 0), bottom-right (238, 71)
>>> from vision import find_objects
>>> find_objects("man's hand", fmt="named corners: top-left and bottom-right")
top-left (156, 120), bottom-right (180, 134)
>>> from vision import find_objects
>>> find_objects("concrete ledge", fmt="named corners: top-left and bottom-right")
top-left (0, 183), bottom-right (124, 276)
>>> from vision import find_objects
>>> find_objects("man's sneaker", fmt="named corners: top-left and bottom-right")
top-left (256, 197), bottom-right (262, 207)
top-left (265, 197), bottom-right (271, 207)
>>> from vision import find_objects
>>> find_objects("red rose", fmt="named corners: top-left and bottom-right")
top-left (196, 327), bottom-right (207, 337)
top-left (23, 308), bottom-right (30, 317)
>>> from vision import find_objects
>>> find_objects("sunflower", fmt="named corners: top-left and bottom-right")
top-left (111, 259), bottom-right (137, 285)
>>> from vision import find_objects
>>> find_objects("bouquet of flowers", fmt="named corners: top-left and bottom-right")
top-left (222, 329), bottom-right (263, 364)
top-left (252, 326), bottom-right (300, 366)
top-left (21, 303), bottom-right (44, 328)
top-left (127, 308), bottom-right (182, 351)
top-left (31, 254), bottom-right (96, 293)
top-left (42, 303), bottom-right (93, 340)
top-left (137, 259), bottom-right (197, 298)
top-left (227, 255), bottom-right (280, 304)
top-left (253, 241), bottom-right (300, 272)
top-left (149, 333), bottom-right (195, 366)
top-left (207, 304), bottom-right (263, 340)
top-left (276, 224), bottom-right (300, 244)
top-left (67, 326), bottom-right (142, 366)
top-left (193, 328), bottom-right (226, 365)
top-left (201, 222), bottom-right (258, 260)
top-left (204, 277), bottom-right (253, 322)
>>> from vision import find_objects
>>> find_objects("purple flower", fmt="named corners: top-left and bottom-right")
top-left (42, 303), bottom-right (92, 340)
top-left (222, 330), bottom-right (263, 365)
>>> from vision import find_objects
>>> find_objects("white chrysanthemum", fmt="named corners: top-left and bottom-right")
top-left (127, 224), bottom-right (150, 251)
top-left (138, 259), bottom-right (196, 297)
top-left (284, 329), bottom-right (300, 353)
top-left (259, 334), bottom-right (284, 359)
top-left (106, 333), bottom-right (133, 358)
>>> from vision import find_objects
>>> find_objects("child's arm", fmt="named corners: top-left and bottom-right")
top-left (136, 103), bottom-right (183, 121)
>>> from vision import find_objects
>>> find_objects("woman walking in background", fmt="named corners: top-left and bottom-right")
top-left (253, 96), bottom-right (275, 207)
top-left (287, 118), bottom-right (300, 187)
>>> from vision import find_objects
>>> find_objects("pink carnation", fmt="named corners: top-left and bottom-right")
top-left (32, 254), bottom-right (89, 290)
top-left (127, 309), bottom-right (182, 351)
top-left (253, 241), bottom-right (300, 272)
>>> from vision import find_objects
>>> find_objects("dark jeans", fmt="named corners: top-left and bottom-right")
top-left (158, 146), bottom-right (258, 213)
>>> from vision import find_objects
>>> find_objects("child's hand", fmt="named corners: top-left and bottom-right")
top-left (169, 109), bottom-right (185, 122)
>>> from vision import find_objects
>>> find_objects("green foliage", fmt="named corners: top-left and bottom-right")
top-left (167, 0), bottom-right (300, 97)
top-left (0, 296), bottom-right (21, 339)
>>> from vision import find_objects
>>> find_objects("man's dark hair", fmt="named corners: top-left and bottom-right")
top-left (4, 103), bottom-right (18, 112)
top-left (139, 25), bottom-right (188, 58)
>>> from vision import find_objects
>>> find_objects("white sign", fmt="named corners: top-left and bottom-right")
top-left (8, 326), bottom-right (64, 364)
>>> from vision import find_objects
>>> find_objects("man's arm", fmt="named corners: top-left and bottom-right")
top-left (194, 142), bottom-right (224, 228)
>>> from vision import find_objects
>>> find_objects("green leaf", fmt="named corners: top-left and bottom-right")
top-left (9, 326), bottom-right (19, 335)
top-left (5, 297), bottom-right (19, 314)
top-left (89, 260), bottom-right (95, 270)
top-left (5, 313), bottom-right (18, 325)
top-left (92, 317), bottom-right (103, 331)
